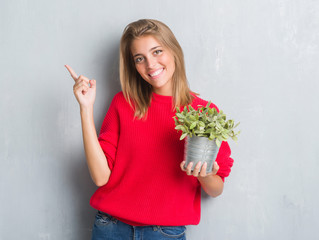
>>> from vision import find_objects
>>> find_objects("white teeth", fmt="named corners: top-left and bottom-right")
top-left (149, 68), bottom-right (163, 77)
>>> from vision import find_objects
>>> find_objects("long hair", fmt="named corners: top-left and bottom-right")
top-left (119, 19), bottom-right (198, 120)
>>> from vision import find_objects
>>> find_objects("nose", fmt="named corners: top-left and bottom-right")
top-left (146, 57), bottom-right (156, 69)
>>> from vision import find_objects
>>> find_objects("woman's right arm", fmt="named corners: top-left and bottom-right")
top-left (65, 65), bottom-right (111, 187)
top-left (80, 106), bottom-right (111, 186)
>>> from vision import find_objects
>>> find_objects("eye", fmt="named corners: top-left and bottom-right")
top-left (154, 49), bottom-right (162, 55)
top-left (135, 57), bottom-right (144, 63)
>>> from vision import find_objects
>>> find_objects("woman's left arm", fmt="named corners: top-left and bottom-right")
top-left (180, 161), bottom-right (224, 197)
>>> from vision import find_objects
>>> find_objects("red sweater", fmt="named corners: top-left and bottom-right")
top-left (90, 91), bottom-right (233, 226)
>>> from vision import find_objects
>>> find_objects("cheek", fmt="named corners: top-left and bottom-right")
top-left (135, 65), bottom-right (150, 81)
top-left (167, 57), bottom-right (175, 73)
top-left (135, 64), bottom-right (145, 75)
top-left (163, 54), bottom-right (175, 71)
top-left (170, 61), bottom-right (176, 73)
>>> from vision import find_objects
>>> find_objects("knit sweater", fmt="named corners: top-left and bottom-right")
top-left (90, 91), bottom-right (234, 226)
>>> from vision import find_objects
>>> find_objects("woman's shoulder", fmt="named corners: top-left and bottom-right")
top-left (109, 91), bottom-right (135, 112)
top-left (110, 91), bottom-right (127, 104)
top-left (105, 91), bottom-right (127, 111)
top-left (113, 91), bottom-right (124, 100)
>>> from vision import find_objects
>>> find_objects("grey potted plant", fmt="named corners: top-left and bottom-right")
top-left (173, 101), bottom-right (240, 174)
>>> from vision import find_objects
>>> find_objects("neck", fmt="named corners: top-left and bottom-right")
top-left (153, 89), bottom-right (173, 97)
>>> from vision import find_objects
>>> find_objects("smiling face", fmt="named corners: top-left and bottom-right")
top-left (131, 35), bottom-right (176, 96)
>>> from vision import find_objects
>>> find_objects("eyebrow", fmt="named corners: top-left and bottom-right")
top-left (133, 46), bottom-right (161, 58)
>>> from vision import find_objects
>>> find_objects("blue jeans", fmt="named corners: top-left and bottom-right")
top-left (91, 211), bottom-right (187, 240)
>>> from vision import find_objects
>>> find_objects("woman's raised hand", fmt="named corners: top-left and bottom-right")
top-left (65, 65), bottom-right (96, 108)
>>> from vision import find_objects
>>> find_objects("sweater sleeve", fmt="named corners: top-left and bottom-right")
top-left (98, 94), bottom-right (121, 171)
top-left (215, 141), bottom-right (234, 182)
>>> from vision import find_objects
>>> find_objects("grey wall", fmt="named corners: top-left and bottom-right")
top-left (1, 0), bottom-right (319, 239)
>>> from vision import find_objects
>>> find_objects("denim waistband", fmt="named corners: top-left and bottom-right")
top-left (96, 211), bottom-right (185, 229)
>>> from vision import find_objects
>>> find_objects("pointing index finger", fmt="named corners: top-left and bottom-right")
top-left (65, 65), bottom-right (78, 81)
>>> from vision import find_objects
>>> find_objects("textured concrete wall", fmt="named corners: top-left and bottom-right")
top-left (1, 0), bottom-right (319, 239)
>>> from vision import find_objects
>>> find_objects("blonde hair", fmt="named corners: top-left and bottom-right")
top-left (119, 19), bottom-right (198, 120)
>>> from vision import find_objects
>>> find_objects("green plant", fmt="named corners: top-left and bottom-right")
top-left (173, 101), bottom-right (240, 147)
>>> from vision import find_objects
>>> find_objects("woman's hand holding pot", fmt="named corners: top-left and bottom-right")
top-left (180, 161), bottom-right (219, 178)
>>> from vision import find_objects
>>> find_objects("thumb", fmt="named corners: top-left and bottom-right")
top-left (90, 79), bottom-right (96, 89)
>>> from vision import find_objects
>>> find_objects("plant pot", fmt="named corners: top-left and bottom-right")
top-left (184, 136), bottom-right (220, 174)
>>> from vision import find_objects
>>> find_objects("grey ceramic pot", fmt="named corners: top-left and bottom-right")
top-left (184, 136), bottom-right (220, 174)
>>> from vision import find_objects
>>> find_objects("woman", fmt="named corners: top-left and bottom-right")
top-left (66, 19), bottom-right (233, 240)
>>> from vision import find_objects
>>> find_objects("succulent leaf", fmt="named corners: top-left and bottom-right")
top-left (173, 101), bottom-right (240, 142)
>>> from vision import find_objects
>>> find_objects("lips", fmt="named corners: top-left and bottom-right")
top-left (148, 68), bottom-right (164, 78)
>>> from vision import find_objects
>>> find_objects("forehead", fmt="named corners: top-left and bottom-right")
top-left (131, 35), bottom-right (163, 55)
